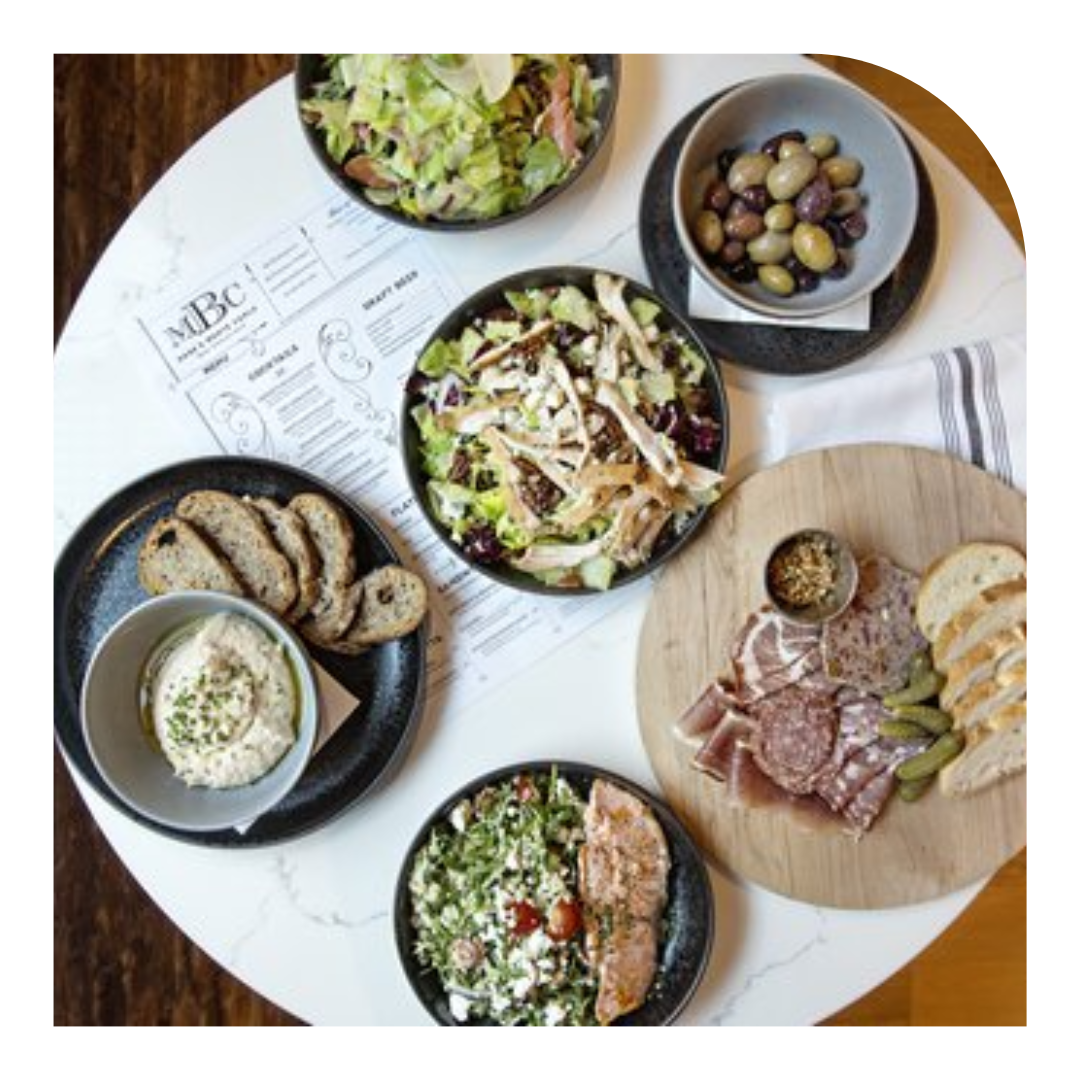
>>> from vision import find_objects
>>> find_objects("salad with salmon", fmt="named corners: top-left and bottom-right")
top-left (300, 54), bottom-right (611, 223)
top-left (406, 767), bottom-right (671, 1026)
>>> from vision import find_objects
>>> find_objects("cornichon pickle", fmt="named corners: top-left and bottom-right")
top-left (908, 648), bottom-right (933, 680)
top-left (895, 731), bottom-right (965, 782)
top-left (891, 704), bottom-right (954, 735)
top-left (898, 776), bottom-right (934, 803)
top-left (879, 719), bottom-right (933, 741)
top-left (882, 669), bottom-right (946, 708)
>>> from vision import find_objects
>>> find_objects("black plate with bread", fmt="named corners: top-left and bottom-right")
top-left (54, 455), bottom-right (427, 847)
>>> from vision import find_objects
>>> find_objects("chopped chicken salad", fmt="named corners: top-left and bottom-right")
top-left (409, 272), bottom-right (725, 588)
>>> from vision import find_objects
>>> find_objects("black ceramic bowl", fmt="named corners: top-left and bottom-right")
top-left (294, 55), bottom-right (620, 232)
top-left (401, 265), bottom-right (730, 595)
top-left (394, 760), bottom-right (715, 1026)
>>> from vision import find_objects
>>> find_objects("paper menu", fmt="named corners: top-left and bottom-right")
top-left (127, 192), bottom-right (639, 714)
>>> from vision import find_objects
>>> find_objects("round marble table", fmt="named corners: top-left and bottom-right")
top-left (54, 54), bottom-right (1025, 1025)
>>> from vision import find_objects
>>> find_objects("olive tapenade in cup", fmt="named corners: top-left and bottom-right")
top-left (765, 527), bottom-right (858, 626)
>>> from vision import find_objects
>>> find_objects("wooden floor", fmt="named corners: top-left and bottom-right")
top-left (54, 55), bottom-right (1025, 1026)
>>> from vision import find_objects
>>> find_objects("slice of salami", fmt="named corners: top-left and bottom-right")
top-left (821, 554), bottom-right (927, 696)
top-left (747, 685), bottom-right (838, 794)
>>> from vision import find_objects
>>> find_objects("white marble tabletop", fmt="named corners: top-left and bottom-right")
top-left (54, 54), bottom-right (1025, 1025)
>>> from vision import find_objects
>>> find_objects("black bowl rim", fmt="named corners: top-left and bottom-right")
top-left (398, 263), bottom-right (731, 596)
top-left (392, 758), bottom-right (716, 1026)
top-left (293, 54), bottom-right (622, 233)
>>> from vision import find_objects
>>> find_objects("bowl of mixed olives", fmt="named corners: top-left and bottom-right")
top-left (673, 73), bottom-right (919, 319)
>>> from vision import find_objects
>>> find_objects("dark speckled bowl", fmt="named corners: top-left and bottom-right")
top-left (394, 760), bottom-right (714, 1026)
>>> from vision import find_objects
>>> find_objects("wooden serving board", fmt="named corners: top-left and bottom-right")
top-left (636, 444), bottom-right (1026, 909)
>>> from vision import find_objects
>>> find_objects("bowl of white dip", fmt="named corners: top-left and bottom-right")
top-left (81, 592), bottom-right (319, 833)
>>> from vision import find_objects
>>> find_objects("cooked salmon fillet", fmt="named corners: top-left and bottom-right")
top-left (578, 779), bottom-right (671, 1024)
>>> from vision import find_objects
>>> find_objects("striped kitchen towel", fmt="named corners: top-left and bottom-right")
top-left (762, 333), bottom-right (1026, 489)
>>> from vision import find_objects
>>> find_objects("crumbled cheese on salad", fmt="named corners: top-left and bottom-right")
top-left (408, 768), bottom-right (598, 1026)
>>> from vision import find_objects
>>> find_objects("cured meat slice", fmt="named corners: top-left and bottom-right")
top-left (579, 780), bottom-right (670, 1026)
top-left (842, 769), bottom-right (897, 836)
top-left (673, 681), bottom-right (743, 745)
top-left (747, 685), bottom-right (838, 794)
top-left (822, 554), bottom-right (926, 695)
top-left (731, 609), bottom-right (823, 702)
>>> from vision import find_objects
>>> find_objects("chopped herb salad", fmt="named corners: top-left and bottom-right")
top-left (300, 54), bottom-right (611, 223)
top-left (409, 272), bottom-right (726, 589)
top-left (407, 768), bottom-right (597, 1025)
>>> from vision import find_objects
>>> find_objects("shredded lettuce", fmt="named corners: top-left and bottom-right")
top-left (302, 54), bottom-right (607, 223)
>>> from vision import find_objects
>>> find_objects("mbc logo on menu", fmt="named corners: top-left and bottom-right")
top-left (164, 283), bottom-right (248, 346)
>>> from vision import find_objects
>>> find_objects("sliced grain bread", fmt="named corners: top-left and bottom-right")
top-left (137, 516), bottom-right (245, 597)
top-left (289, 493), bottom-right (362, 643)
top-left (321, 566), bottom-right (428, 655)
top-left (932, 578), bottom-right (1027, 671)
top-left (247, 496), bottom-right (321, 621)
top-left (916, 542), bottom-right (1027, 642)
top-left (938, 701), bottom-right (1027, 797)
top-left (176, 490), bottom-right (298, 616)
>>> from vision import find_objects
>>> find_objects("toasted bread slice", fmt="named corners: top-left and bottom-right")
top-left (247, 496), bottom-right (321, 621)
top-left (916, 542), bottom-right (1026, 642)
top-left (137, 516), bottom-right (245, 598)
top-left (176, 490), bottom-right (298, 616)
top-left (320, 566), bottom-right (428, 655)
top-left (289, 493), bottom-right (362, 643)
top-left (941, 624), bottom-right (1027, 711)
top-left (932, 579), bottom-right (1027, 671)
top-left (939, 701), bottom-right (1026, 797)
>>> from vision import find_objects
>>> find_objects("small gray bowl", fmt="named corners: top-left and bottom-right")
top-left (80, 592), bottom-right (319, 833)
top-left (764, 527), bottom-right (859, 626)
top-left (673, 73), bottom-right (918, 319)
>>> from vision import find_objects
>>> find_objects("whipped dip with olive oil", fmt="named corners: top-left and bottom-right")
top-left (142, 612), bottom-right (298, 788)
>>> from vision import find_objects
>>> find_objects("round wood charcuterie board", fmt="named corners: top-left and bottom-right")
top-left (636, 444), bottom-right (1026, 909)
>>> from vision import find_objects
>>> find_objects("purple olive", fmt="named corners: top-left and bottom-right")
top-left (739, 184), bottom-right (770, 214)
top-left (795, 174), bottom-right (833, 224)
top-left (761, 129), bottom-right (806, 158)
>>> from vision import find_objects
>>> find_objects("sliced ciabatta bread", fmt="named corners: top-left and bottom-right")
top-left (138, 516), bottom-right (246, 598)
top-left (322, 566), bottom-right (428, 655)
top-left (246, 496), bottom-right (321, 621)
top-left (940, 623), bottom-right (1027, 711)
top-left (932, 578), bottom-right (1027, 671)
top-left (916, 542), bottom-right (1026, 642)
top-left (938, 701), bottom-right (1026, 797)
top-left (289, 493), bottom-right (362, 643)
top-left (950, 661), bottom-right (1027, 731)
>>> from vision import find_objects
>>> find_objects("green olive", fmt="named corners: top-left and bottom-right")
top-left (764, 202), bottom-right (796, 232)
top-left (777, 139), bottom-right (806, 160)
top-left (792, 222), bottom-right (838, 273)
top-left (747, 229), bottom-right (794, 265)
top-left (693, 209), bottom-right (724, 254)
top-left (805, 132), bottom-right (838, 159)
top-left (766, 151), bottom-right (820, 202)
top-left (726, 152), bottom-right (774, 195)
top-left (829, 187), bottom-right (863, 218)
top-left (758, 264), bottom-right (796, 296)
top-left (821, 155), bottom-right (864, 189)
